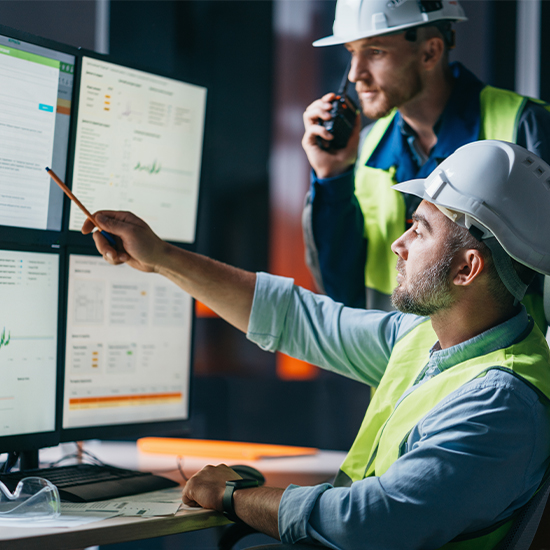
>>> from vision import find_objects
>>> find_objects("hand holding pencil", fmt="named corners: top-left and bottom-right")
top-left (45, 167), bottom-right (118, 248)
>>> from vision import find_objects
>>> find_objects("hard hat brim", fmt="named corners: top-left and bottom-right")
top-left (312, 16), bottom-right (467, 47)
top-left (392, 178), bottom-right (427, 198)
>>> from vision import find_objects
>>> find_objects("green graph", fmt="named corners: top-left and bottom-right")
top-left (0, 328), bottom-right (10, 349)
top-left (134, 160), bottom-right (161, 175)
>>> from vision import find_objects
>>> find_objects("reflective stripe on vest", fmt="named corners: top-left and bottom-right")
top-left (337, 319), bottom-right (550, 550)
top-left (354, 86), bottom-right (528, 297)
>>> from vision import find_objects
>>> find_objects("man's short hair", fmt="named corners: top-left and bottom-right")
top-left (443, 218), bottom-right (536, 310)
top-left (405, 21), bottom-right (455, 49)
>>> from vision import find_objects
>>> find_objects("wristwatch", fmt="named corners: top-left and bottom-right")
top-left (222, 478), bottom-right (259, 522)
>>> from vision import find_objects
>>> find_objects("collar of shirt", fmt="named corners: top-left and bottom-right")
top-left (424, 306), bottom-right (530, 378)
top-left (395, 307), bottom-right (530, 405)
top-left (366, 62), bottom-right (485, 183)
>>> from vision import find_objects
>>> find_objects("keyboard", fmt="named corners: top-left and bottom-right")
top-left (0, 463), bottom-right (179, 502)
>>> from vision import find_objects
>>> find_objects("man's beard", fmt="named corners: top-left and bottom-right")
top-left (391, 251), bottom-right (456, 316)
top-left (358, 67), bottom-right (423, 120)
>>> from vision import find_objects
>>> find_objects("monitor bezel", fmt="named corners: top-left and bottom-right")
top-left (64, 47), bottom-right (208, 250)
top-left (0, 25), bottom-right (79, 243)
top-left (0, 240), bottom-right (64, 454)
top-left (60, 245), bottom-right (194, 443)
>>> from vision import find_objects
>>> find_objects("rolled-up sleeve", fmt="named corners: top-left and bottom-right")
top-left (247, 272), bottom-right (423, 386)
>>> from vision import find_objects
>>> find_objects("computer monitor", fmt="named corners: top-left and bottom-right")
top-left (61, 251), bottom-right (193, 442)
top-left (0, 244), bottom-right (61, 458)
top-left (0, 26), bottom-right (76, 233)
top-left (0, 29), bottom-right (204, 470)
top-left (68, 55), bottom-right (207, 243)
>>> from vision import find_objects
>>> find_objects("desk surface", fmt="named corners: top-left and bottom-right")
top-left (0, 441), bottom-right (346, 550)
top-left (0, 506), bottom-right (226, 550)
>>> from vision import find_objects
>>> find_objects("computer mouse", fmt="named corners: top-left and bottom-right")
top-left (230, 464), bottom-right (265, 486)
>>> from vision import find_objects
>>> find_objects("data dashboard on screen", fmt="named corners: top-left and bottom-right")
top-left (0, 248), bottom-right (59, 437)
top-left (0, 32), bottom-right (74, 231)
top-left (69, 56), bottom-right (207, 243)
top-left (62, 254), bottom-right (193, 430)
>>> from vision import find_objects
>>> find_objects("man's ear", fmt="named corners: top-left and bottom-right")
top-left (422, 37), bottom-right (445, 70)
top-left (452, 249), bottom-right (485, 287)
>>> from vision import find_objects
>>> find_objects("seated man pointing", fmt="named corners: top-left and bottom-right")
top-left (86, 140), bottom-right (550, 550)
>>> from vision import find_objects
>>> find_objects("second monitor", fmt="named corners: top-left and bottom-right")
top-left (69, 56), bottom-right (207, 244)
top-left (62, 252), bottom-right (193, 440)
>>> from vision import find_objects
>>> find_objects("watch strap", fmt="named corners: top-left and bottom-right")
top-left (222, 479), bottom-right (259, 522)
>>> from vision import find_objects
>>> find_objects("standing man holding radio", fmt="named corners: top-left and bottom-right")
top-left (302, 0), bottom-right (550, 328)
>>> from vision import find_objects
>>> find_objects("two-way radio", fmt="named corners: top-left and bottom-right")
top-left (316, 60), bottom-right (358, 152)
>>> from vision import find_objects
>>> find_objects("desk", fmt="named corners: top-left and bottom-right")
top-left (0, 441), bottom-right (346, 550)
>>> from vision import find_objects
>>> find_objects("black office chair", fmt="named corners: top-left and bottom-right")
top-left (496, 475), bottom-right (550, 550)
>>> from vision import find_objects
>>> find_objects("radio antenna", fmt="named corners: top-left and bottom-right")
top-left (337, 57), bottom-right (352, 95)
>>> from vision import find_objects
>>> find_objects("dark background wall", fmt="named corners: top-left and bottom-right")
top-left (0, 0), bottom-right (543, 452)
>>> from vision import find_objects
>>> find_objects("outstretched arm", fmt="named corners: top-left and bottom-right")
top-left (83, 211), bottom-right (256, 333)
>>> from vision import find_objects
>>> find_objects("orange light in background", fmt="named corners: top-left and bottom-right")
top-left (195, 300), bottom-right (218, 318)
top-left (276, 354), bottom-right (318, 380)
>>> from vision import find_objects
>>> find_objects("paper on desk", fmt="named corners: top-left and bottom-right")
top-left (110, 486), bottom-right (183, 504)
top-left (62, 497), bottom-right (181, 517)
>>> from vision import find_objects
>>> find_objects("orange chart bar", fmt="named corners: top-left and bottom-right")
top-left (69, 392), bottom-right (183, 410)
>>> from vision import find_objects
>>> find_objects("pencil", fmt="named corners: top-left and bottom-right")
top-left (45, 167), bottom-right (117, 247)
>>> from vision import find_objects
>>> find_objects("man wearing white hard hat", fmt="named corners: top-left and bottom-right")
top-left (88, 140), bottom-right (550, 549)
top-left (301, 0), bottom-right (550, 330)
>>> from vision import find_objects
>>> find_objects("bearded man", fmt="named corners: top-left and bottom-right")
top-left (87, 141), bottom-right (550, 550)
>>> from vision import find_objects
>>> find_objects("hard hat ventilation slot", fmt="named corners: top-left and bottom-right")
top-left (418, 1), bottom-right (444, 13)
top-left (522, 157), bottom-right (535, 167)
top-left (544, 178), bottom-right (550, 191)
top-left (534, 166), bottom-right (546, 177)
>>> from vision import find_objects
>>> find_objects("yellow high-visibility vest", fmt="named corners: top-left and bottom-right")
top-left (337, 318), bottom-right (550, 549)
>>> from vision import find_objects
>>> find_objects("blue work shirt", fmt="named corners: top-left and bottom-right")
top-left (247, 273), bottom-right (550, 550)
top-left (304, 63), bottom-right (550, 309)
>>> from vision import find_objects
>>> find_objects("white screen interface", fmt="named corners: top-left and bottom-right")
top-left (0, 34), bottom-right (74, 231)
top-left (0, 249), bottom-right (59, 437)
top-left (70, 57), bottom-right (207, 243)
top-left (63, 255), bottom-right (192, 429)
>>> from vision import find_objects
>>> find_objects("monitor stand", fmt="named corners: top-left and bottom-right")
top-left (19, 450), bottom-right (39, 470)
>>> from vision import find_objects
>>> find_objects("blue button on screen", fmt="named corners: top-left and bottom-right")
top-left (38, 104), bottom-right (54, 112)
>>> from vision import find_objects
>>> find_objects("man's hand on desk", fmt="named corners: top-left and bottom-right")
top-left (182, 464), bottom-right (283, 540)
top-left (182, 464), bottom-right (236, 511)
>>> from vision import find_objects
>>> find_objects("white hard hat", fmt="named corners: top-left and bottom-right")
top-left (393, 141), bottom-right (550, 285)
top-left (314, 0), bottom-right (467, 47)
